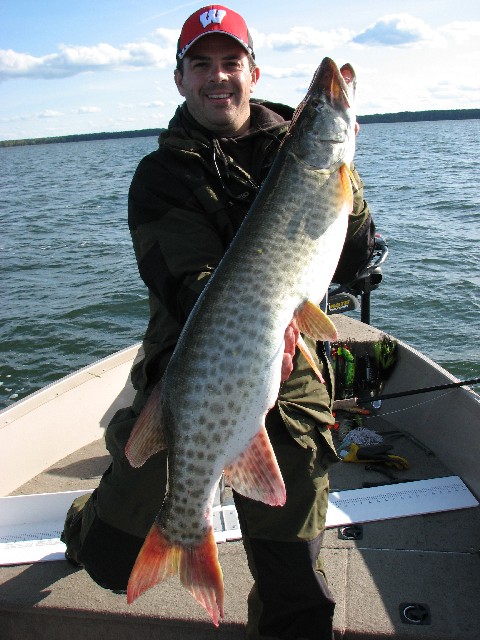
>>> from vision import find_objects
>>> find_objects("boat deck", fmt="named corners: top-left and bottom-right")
top-left (1, 316), bottom-right (479, 639)
top-left (2, 417), bottom-right (479, 639)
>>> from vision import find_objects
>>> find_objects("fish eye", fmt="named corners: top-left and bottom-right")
top-left (311, 99), bottom-right (325, 113)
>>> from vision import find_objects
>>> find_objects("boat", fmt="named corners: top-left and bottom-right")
top-left (1, 239), bottom-right (479, 640)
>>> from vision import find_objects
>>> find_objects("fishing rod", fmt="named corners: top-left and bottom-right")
top-left (357, 377), bottom-right (480, 405)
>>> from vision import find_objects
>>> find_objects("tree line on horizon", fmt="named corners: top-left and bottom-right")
top-left (1, 109), bottom-right (479, 147)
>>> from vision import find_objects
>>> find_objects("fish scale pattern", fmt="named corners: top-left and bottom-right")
top-left (159, 162), bottom-right (352, 542)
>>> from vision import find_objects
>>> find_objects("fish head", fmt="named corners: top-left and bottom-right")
top-left (288, 57), bottom-right (357, 170)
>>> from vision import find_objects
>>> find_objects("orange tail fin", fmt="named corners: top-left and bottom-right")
top-left (127, 522), bottom-right (224, 626)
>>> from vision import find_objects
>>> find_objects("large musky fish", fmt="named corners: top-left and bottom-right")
top-left (125, 57), bottom-right (357, 625)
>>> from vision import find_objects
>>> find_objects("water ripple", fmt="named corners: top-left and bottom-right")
top-left (1, 124), bottom-right (479, 409)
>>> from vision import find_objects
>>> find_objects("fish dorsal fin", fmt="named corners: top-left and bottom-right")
top-left (295, 300), bottom-right (338, 342)
top-left (125, 382), bottom-right (168, 468)
top-left (224, 426), bottom-right (286, 507)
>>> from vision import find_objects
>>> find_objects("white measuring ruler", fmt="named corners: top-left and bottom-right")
top-left (1, 477), bottom-right (478, 565)
top-left (325, 475), bottom-right (478, 528)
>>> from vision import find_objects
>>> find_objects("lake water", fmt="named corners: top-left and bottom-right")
top-left (1, 119), bottom-right (479, 409)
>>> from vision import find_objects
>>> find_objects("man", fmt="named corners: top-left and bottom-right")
top-left (62, 5), bottom-right (375, 639)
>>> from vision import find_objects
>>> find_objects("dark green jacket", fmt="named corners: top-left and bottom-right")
top-left (128, 100), bottom-right (374, 453)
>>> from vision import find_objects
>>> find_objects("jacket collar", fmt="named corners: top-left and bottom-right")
top-left (160, 99), bottom-right (292, 151)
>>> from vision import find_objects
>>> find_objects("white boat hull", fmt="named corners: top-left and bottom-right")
top-left (0, 344), bottom-right (142, 496)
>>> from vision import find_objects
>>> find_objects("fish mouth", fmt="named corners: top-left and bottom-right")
top-left (313, 57), bottom-right (355, 110)
top-left (288, 57), bottom-right (356, 135)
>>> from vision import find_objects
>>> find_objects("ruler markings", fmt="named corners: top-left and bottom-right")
top-left (0, 477), bottom-right (477, 564)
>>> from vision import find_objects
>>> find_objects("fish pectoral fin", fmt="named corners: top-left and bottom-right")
top-left (295, 300), bottom-right (338, 342)
top-left (127, 522), bottom-right (224, 627)
top-left (296, 335), bottom-right (325, 384)
top-left (125, 382), bottom-right (168, 468)
top-left (342, 161), bottom-right (358, 193)
top-left (224, 426), bottom-right (286, 507)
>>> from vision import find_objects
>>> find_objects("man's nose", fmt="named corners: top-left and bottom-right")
top-left (208, 64), bottom-right (228, 81)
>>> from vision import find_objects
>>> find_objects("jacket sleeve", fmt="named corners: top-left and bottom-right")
top-left (128, 152), bottom-right (231, 326)
top-left (127, 151), bottom-right (241, 397)
top-left (333, 163), bottom-right (375, 284)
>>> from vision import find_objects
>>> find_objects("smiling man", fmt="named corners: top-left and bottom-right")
top-left (174, 6), bottom-right (259, 136)
top-left (62, 6), bottom-right (375, 640)
top-left (175, 34), bottom-right (259, 135)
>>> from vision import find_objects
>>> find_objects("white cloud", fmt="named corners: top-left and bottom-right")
top-left (141, 100), bottom-right (165, 108)
top-left (77, 106), bottom-right (101, 114)
top-left (352, 14), bottom-right (441, 47)
top-left (428, 78), bottom-right (480, 102)
top-left (38, 110), bottom-right (63, 118)
top-left (0, 49), bottom-right (48, 78)
top-left (153, 27), bottom-right (181, 47)
top-left (253, 26), bottom-right (353, 53)
top-left (261, 64), bottom-right (315, 79)
top-left (124, 42), bottom-right (173, 67)
top-left (0, 40), bottom-right (174, 81)
top-left (5, 15), bottom-right (475, 85)
top-left (440, 20), bottom-right (480, 42)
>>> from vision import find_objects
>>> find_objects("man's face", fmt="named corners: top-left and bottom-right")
top-left (174, 34), bottom-right (260, 137)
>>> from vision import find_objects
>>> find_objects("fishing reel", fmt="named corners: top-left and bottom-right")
top-left (327, 234), bottom-right (388, 325)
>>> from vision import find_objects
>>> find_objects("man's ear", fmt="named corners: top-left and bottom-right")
top-left (174, 68), bottom-right (186, 97)
top-left (250, 66), bottom-right (260, 94)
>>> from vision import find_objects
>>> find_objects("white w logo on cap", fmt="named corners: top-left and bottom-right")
top-left (199, 9), bottom-right (227, 28)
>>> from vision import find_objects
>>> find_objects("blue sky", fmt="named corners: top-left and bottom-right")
top-left (1, 0), bottom-right (479, 140)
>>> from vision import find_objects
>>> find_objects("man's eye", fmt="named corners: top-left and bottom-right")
top-left (191, 60), bottom-right (208, 69)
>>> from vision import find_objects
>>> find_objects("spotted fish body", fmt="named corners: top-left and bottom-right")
top-left (125, 57), bottom-right (357, 624)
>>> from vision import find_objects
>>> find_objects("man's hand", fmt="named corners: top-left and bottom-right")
top-left (340, 65), bottom-right (360, 136)
top-left (281, 320), bottom-right (300, 382)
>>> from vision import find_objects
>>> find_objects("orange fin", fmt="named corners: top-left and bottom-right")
top-left (125, 382), bottom-right (168, 468)
top-left (340, 162), bottom-right (355, 205)
top-left (224, 426), bottom-right (286, 506)
top-left (297, 335), bottom-right (325, 384)
top-left (294, 300), bottom-right (338, 342)
top-left (127, 522), bottom-right (224, 626)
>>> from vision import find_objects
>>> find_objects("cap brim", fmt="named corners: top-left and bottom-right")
top-left (177, 31), bottom-right (254, 60)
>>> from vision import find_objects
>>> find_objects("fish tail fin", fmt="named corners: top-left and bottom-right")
top-left (126, 522), bottom-right (178, 604)
top-left (179, 528), bottom-right (224, 626)
top-left (127, 523), bottom-right (224, 626)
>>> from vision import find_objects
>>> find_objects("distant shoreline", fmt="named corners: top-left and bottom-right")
top-left (1, 108), bottom-right (479, 148)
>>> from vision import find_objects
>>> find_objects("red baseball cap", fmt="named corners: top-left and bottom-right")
top-left (177, 5), bottom-right (254, 60)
